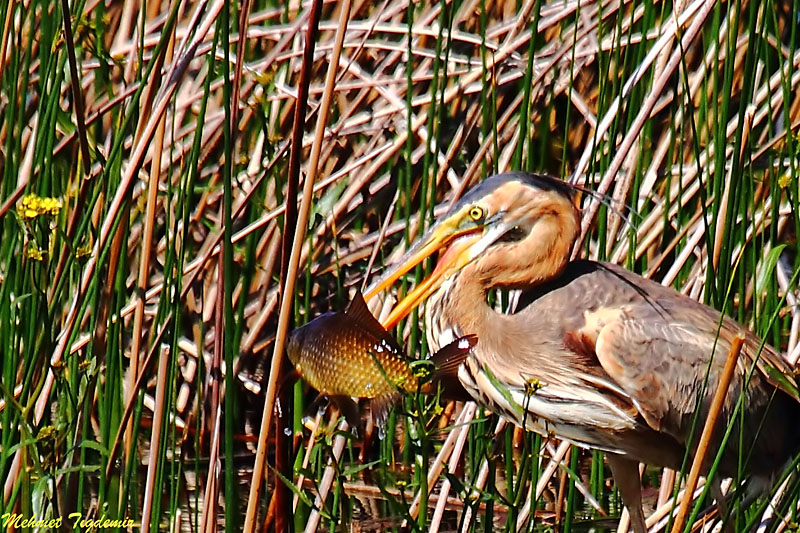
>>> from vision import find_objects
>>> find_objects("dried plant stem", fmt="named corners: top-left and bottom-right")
top-left (303, 420), bottom-right (350, 533)
top-left (59, 0), bottom-right (91, 174)
top-left (243, 0), bottom-right (349, 528)
top-left (141, 345), bottom-right (171, 533)
top-left (670, 334), bottom-right (746, 533)
top-left (429, 403), bottom-right (477, 533)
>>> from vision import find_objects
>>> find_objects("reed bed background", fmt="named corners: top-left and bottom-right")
top-left (1, 0), bottom-right (799, 531)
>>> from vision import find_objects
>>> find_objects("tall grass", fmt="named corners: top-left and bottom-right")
top-left (1, 0), bottom-right (799, 531)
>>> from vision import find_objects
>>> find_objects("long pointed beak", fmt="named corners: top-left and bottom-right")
top-left (363, 216), bottom-right (481, 329)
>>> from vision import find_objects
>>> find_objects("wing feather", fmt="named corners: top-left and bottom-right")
top-left (593, 304), bottom-right (794, 443)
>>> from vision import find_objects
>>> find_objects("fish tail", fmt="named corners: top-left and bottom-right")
top-left (431, 334), bottom-right (477, 378)
top-left (429, 334), bottom-right (478, 401)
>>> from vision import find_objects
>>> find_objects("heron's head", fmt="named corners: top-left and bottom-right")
top-left (364, 172), bottom-right (581, 328)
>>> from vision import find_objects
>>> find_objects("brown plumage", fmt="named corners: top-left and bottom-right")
top-left (364, 172), bottom-right (800, 533)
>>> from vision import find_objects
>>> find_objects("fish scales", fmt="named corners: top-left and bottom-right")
top-left (287, 292), bottom-right (477, 425)
top-left (288, 307), bottom-right (416, 398)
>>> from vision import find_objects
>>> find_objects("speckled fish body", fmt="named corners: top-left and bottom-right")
top-left (287, 292), bottom-right (477, 411)
top-left (287, 295), bottom-right (415, 399)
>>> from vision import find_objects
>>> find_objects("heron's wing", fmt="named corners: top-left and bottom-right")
top-left (594, 305), bottom-right (797, 441)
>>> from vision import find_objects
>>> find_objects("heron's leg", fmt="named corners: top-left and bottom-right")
top-left (606, 454), bottom-right (647, 533)
top-left (710, 477), bottom-right (726, 509)
top-left (709, 477), bottom-right (731, 531)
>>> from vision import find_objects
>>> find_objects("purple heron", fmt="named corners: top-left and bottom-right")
top-left (363, 172), bottom-right (800, 532)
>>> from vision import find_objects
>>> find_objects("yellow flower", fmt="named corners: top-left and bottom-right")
top-left (17, 194), bottom-right (63, 220)
top-left (778, 175), bottom-right (792, 189)
top-left (37, 425), bottom-right (57, 440)
top-left (25, 247), bottom-right (44, 261)
top-left (41, 197), bottom-right (62, 215)
top-left (75, 245), bottom-right (92, 259)
top-left (524, 377), bottom-right (543, 395)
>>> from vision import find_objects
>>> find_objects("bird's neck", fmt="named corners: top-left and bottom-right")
top-left (448, 272), bottom-right (492, 334)
top-left (437, 237), bottom-right (573, 342)
top-left (428, 213), bottom-right (578, 349)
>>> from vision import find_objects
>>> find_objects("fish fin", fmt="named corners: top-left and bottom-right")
top-left (277, 367), bottom-right (300, 396)
top-left (305, 394), bottom-right (331, 418)
top-left (431, 334), bottom-right (477, 377)
top-left (345, 291), bottom-right (403, 350)
top-left (430, 335), bottom-right (477, 401)
top-left (369, 392), bottom-right (402, 428)
top-left (330, 395), bottom-right (362, 436)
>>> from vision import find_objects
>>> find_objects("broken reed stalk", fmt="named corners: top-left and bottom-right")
top-left (243, 0), bottom-right (351, 529)
top-left (242, 0), bottom-right (323, 527)
top-left (670, 333), bottom-right (746, 533)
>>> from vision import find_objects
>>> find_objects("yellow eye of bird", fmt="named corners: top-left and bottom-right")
top-left (468, 206), bottom-right (484, 222)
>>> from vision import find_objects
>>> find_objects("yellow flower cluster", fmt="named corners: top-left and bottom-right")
top-left (37, 425), bottom-right (57, 440)
top-left (25, 247), bottom-right (44, 261)
top-left (17, 194), bottom-right (62, 220)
